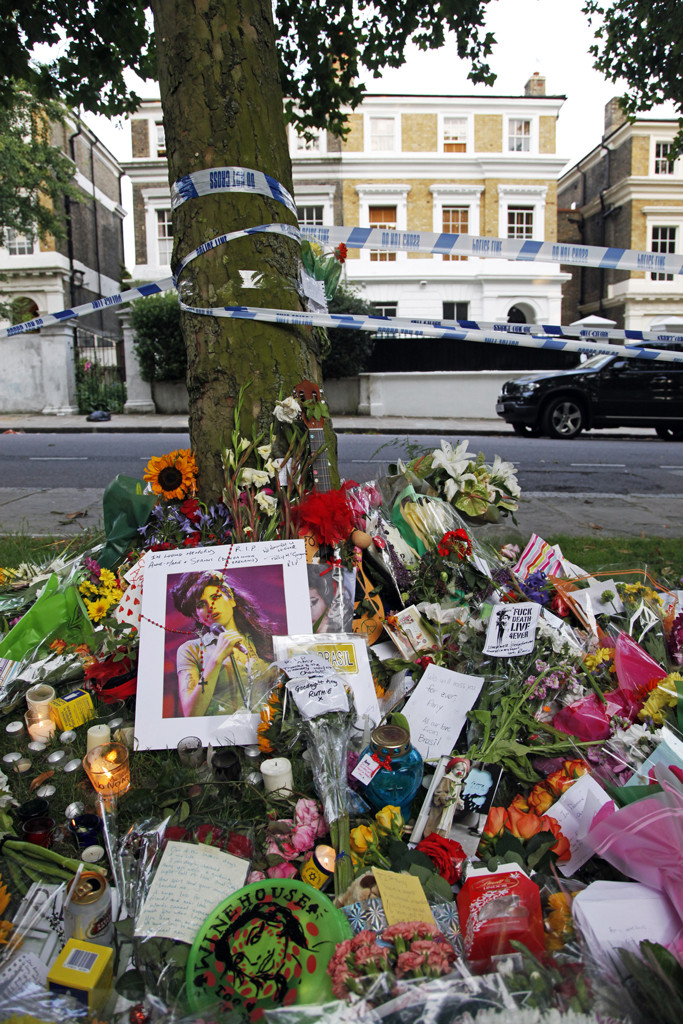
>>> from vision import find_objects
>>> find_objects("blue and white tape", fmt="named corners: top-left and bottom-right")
top-left (173, 223), bottom-right (301, 283)
top-left (178, 301), bottom-right (683, 365)
top-left (302, 225), bottom-right (683, 276)
top-left (171, 167), bottom-right (298, 217)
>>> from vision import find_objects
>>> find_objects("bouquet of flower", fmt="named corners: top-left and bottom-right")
top-left (478, 798), bottom-right (571, 873)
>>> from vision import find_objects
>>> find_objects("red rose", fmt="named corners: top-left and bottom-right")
top-left (180, 498), bottom-right (200, 521)
top-left (226, 831), bottom-right (253, 860)
top-left (415, 833), bottom-right (466, 885)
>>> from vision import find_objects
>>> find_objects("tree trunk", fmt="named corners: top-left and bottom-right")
top-left (150, 0), bottom-right (328, 499)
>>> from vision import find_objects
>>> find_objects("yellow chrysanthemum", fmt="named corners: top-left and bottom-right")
top-left (144, 449), bottom-right (198, 500)
top-left (638, 672), bottom-right (680, 725)
top-left (84, 597), bottom-right (110, 622)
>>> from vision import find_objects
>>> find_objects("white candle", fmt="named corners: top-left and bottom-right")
top-left (28, 718), bottom-right (56, 743)
top-left (81, 845), bottom-right (105, 863)
top-left (260, 757), bottom-right (293, 795)
top-left (86, 724), bottom-right (111, 753)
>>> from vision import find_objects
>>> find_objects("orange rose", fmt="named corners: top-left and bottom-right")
top-left (541, 815), bottom-right (571, 862)
top-left (545, 770), bottom-right (573, 796)
top-left (563, 759), bottom-right (590, 780)
top-left (527, 783), bottom-right (555, 815)
top-left (482, 805), bottom-right (507, 839)
top-left (509, 792), bottom-right (529, 812)
top-left (505, 805), bottom-right (544, 841)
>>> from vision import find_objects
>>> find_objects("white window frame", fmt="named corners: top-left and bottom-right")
top-left (4, 228), bottom-right (35, 255)
top-left (440, 114), bottom-right (471, 154)
top-left (142, 188), bottom-right (174, 269)
top-left (430, 184), bottom-right (483, 260)
top-left (643, 207), bottom-right (683, 281)
top-left (289, 126), bottom-right (327, 157)
top-left (651, 137), bottom-right (680, 177)
top-left (497, 184), bottom-right (546, 241)
top-left (365, 113), bottom-right (400, 153)
top-left (505, 115), bottom-right (537, 154)
top-left (293, 184), bottom-right (335, 228)
top-left (155, 120), bottom-right (166, 157)
top-left (356, 184), bottom-right (410, 262)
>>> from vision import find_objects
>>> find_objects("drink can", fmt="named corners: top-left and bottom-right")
top-left (63, 870), bottom-right (113, 946)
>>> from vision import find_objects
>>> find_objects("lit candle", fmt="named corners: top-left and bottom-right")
top-left (86, 724), bottom-right (111, 753)
top-left (300, 845), bottom-right (336, 890)
top-left (83, 742), bottom-right (130, 809)
top-left (260, 757), bottom-right (293, 795)
top-left (27, 717), bottom-right (56, 743)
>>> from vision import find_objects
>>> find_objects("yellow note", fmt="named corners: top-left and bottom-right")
top-left (373, 868), bottom-right (435, 926)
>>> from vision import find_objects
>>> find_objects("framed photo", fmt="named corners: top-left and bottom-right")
top-left (135, 541), bottom-right (312, 749)
top-left (411, 755), bottom-right (503, 858)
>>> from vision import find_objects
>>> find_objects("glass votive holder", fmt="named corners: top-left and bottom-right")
top-left (83, 742), bottom-right (130, 808)
top-left (5, 720), bottom-right (26, 744)
top-left (46, 750), bottom-right (67, 770)
top-left (22, 816), bottom-right (56, 847)
top-left (94, 700), bottom-right (126, 724)
top-left (25, 683), bottom-right (56, 713)
top-left (24, 708), bottom-right (56, 744)
top-left (68, 813), bottom-right (103, 850)
top-left (16, 798), bottom-right (50, 822)
top-left (177, 736), bottom-right (204, 768)
top-left (113, 721), bottom-right (135, 750)
top-left (36, 784), bottom-right (57, 800)
top-left (211, 747), bottom-right (241, 783)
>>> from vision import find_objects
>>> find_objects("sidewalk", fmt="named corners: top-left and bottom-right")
top-left (0, 412), bottom-right (678, 538)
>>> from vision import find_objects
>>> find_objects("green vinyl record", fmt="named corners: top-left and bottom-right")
top-left (186, 878), bottom-right (352, 1019)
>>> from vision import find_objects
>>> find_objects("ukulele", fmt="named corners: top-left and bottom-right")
top-left (295, 379), bottom-right (385, 644)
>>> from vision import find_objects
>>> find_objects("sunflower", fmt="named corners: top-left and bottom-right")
top-left (144, 449), bottom-right (198, 500)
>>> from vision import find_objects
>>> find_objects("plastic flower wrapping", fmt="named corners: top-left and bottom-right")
top-left (1, 388), bottom-right (683, 1024)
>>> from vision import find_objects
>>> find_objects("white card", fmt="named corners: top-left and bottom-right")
top-left (402, 663), bottom-right (484, 761)
top-left (483, 602), bottom-right (540, 657)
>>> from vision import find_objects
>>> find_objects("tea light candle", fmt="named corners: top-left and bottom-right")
top-left (86, 724), bottom-right (110, 753)
top-left (68, 813), bottom-right (103, 849)
top-left (37, 785), bottom-right (58, 799)
top-left (65, 801), bottom-right (84, 818)
top-left (260, 757), bottom-right (293, 795)
top-left (14, 758), bottom-right (32, 774)
top-left (5, 721), bottom-right (25, 741)
top-left (27, 741), bottom-right (47, 755)
top-left (246, 771), bottom-right (263, 786)
top-left (81, 845), bottom-right (105, 863)
top-left (108, 717), bottom-right (124, 732)
top-left (63, 758), bottom-right (82, 774)
top-left (300, 844), bottom-right (337, 890)
top-left (59, 730), bottom-right (77, 745)
top-left (83, 742), bottom-right (130, 808)
top-left (46, 750), bottom-right (67, 769)
top-left (2, 752), bottom-right (22, 766)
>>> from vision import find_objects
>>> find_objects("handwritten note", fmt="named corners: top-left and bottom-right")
top-left (286, 673), bottom-right (349, 718)
top-left (134, 840), bottom-right (249, 944)
top-left (402, 664), bottom-right (484, 760)
top-left (546, 774), bottom-right (612, 876)
top-left (483, 602), bottom-right (540, 657)
top-left (373, 868), bottom-right (434, 926)
top-left (573, 881), bottom-right (680, 959)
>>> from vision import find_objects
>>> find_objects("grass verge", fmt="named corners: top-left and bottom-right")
top-left (0, 531), bottom-right (104, 569)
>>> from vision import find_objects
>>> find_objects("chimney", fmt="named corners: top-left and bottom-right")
top-left (604, 97), bottom-right (627, 135)
top-left (524, 73), bottom-right (545, 97)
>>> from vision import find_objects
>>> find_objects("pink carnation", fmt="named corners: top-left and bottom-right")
top-left (267, 861), bottom-right (298, 879)
top-left (246, 869), bottom-right (266, 883)
top-left (290, 822), bottom-right (317, 854)
top-left (294, 797), bottom-right (327, 838)
top-left (265, 836), bottom-right (298, 862)
top-left (395, 950), bottom-right (425, 978)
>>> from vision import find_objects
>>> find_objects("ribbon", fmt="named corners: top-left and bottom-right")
top-left (372, 752), bottom-right (392, 771)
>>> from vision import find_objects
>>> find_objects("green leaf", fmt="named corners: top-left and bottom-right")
top-left (115, 969), bottom-right (146, 1001)
top-left (389, 711), bottom-right (410, 733)
top-left (178, 801), bottom-right (190, 823)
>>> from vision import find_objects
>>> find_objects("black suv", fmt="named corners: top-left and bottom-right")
top-left (496, 352), bottom-right (683, 439)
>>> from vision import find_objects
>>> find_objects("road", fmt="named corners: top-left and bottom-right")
top-left (1, 430), bottom-right (682, 495)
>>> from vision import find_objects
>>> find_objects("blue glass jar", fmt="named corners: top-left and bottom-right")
top-left (360, 724), bottom-right (423, 821)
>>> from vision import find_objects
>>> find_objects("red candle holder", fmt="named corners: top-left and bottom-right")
top-left (21, 816), bottom-right (56, 848)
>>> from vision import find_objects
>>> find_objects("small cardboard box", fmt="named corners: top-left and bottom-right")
top-left (47, 939), bottom-right (113, 1013)
top-left (457, 865), bottom-right (545, 972)
top-left (50, 688), bottom-right (94, 730)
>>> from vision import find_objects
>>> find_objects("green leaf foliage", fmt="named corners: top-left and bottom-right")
top-left (129, 291), bottom-right (187, 383)
top-left (324, 283), bottom-right (377, 379)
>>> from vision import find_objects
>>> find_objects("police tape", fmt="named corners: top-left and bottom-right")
top-left (178, 301), bottom-right (683, 364)
top-left (171, 167), bottom-right (298, 217)
top-left (302, 225), bottom-right (683, 276)
top-left (173, 223), bottom-right (301, 282)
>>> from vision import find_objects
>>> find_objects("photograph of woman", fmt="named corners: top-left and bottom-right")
top-left (167, 569), bottom-right (283, 717)
top-left (307, 563), bottom-right (355, 633)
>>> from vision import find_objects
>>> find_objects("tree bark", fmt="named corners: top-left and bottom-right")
top-left (150, 0), bottom-right (327, 499)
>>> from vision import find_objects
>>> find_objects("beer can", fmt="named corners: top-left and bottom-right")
top-left (63, 870), bottom-right (113, 946)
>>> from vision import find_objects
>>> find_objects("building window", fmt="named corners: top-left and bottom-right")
top-left (651, 225), bottom-right (676, 281)
top-left (294, 132), bottom-right (320, 153)
top-left (508, 118), bottom-right (531, 152)
top-left (441, 207), bottom-right (468, 261)
top-left (155, 121), bottom-right (166, 157)
top-left (655, 142), bottom-right (674, 175)
top-left (298, 205), bottom-right (324, 226)
top-left (5, 228), bottom-right (34, 255)
top-left (443, 301), bottom-right (469, 322)
top-left (372, 301), bottom-right (398, 318)
top-left (443, 117), bottom-right (467, 153)
top-left (157, 209), bottom-right (173, 264)
top-left (369, 205), bottom-right (397, 261)
top-left (369, 117), bottom-right (395, 152)
top-left (507, 206), bottom-right (534, 239)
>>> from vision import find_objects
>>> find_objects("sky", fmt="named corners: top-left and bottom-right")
top-left (79, 0), bottom-right (669, 267)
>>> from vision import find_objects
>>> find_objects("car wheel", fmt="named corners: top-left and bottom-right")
top-left (543, 396), bottom-right (584, 439)
top-left (656, 425), bottom-right (683, 440)
top-left (512, 423), bottom-right (542, 437)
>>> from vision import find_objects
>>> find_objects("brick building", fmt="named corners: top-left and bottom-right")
top-left (558, 99), bottom-right (683, 330)
top-left (0, 119), bottom-right (126, 342)
top-left (124, 77), bottom-right (569, 371)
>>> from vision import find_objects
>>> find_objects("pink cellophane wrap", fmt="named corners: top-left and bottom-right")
top-left (587, 765), bottom-right (683, 930)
